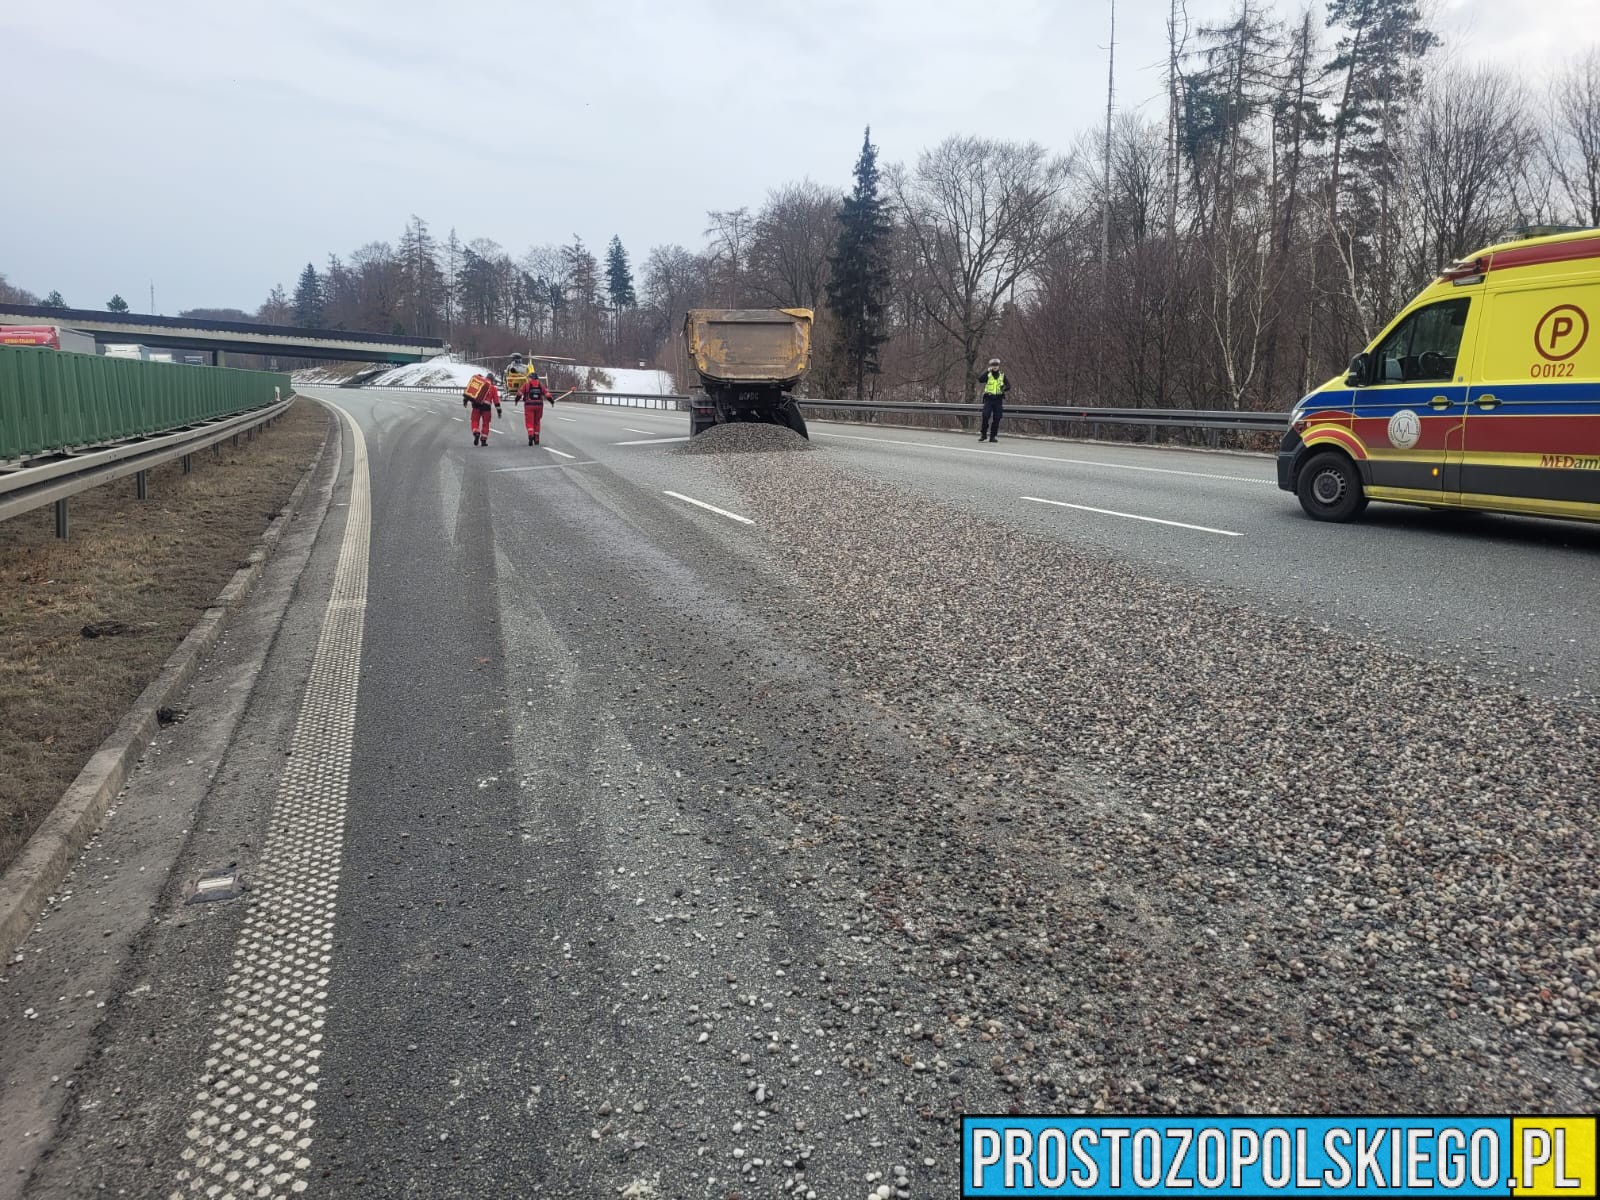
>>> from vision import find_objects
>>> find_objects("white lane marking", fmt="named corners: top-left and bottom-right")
top-left (663, 490), bottom-right (755, 525)
top-left (172, 401), bottom-right (370, 1199)
top-left (623, 427), bottom-right (660, 435)
top-left (1021, 495), bottom-right (1242, 537)
top-left (450, 416), bottom-right (464, 422)
top-left (811, 430), bottom-right (1267, 484)
top-left (543, 446), bottom-right (576, 459)
top-left (555, 416), bottom-right (577, 422)
top-left (617, 436), bottom-right (691, 446)
top-left (492, 460), bottom-right (598, 473)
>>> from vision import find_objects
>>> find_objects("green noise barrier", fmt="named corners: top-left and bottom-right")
top-left (0, 347), bottom-right (290, 461)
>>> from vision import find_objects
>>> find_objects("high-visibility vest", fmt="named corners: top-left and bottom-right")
top-left (983, 372), bottom-right (1006, 396)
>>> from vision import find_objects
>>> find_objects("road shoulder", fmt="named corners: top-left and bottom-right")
top-left (0, 405), bottom-right (351, 1198)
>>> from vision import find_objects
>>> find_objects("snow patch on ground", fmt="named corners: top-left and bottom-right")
top-left (368, 358), bottom-right (486, 388)
top-left (575, 366), bottom-right (676, 395)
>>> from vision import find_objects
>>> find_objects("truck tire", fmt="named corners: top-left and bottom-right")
top-left (1296, 450), bottom-right (1367, 522)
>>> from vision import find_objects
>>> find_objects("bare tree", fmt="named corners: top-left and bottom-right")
top-left (746, 180), bottom-right (839, 309)
top-left (1400, 67), bottom-right (1532, 277)
top-left (1548, 49), bottom-right (1600, 226)
top-left (889, 136), bottom-right (1073, 398)
top-left (704, 208), bottom-right (754, 306)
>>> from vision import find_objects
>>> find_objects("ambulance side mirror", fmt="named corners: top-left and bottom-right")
top-left (1345, 353), bottom-right (1370, 388)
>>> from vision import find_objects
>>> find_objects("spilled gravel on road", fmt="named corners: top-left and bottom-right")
top-left (677, 423), bottom-right (814, 455)
top-left (703, 447), bottom-right (1598, 1115)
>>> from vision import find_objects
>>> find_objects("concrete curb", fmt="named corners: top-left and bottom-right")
top-left (0, 401), bottom-right (340, 960)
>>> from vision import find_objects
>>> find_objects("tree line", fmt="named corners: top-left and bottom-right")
top-left (8, 3), bottom-right (1599, 409)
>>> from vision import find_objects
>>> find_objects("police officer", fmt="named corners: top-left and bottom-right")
top-left (979, 357), bottom-right (1009, 443)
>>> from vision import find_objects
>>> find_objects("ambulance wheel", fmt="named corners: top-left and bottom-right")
top-left (1296, 451), bottom-right (1367, 522)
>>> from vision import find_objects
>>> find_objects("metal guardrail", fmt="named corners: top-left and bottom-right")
top-left (796, 399), bottom-right (1288, 432)
top-left (312, 380), bottom-right (1288, 435)
top-left (321, 382), bottom-right (688, 410)
top-left (0, 399), bottom-right (293, 537)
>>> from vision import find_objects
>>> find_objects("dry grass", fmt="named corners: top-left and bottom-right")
top-left (0, 400), bottom-right (332, 872)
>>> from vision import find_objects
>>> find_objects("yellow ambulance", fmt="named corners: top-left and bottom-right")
top-left (1279, 228), bottom-right (1600, 523)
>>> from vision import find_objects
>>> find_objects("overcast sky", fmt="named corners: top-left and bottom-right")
top-left (1, 0), bottom-right (1592, 315)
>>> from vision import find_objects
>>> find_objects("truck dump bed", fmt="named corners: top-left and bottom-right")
top-left (684, 309), bottom-right (813, 388)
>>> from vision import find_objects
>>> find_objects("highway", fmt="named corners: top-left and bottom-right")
top-left (3, 388), bottom-right (1596, 1199)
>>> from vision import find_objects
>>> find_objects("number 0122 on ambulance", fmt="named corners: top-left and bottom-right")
top-left (1278, 227), bottom-right (1600, 524)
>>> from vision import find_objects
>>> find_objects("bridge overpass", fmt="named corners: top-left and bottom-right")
top-left (0, 303), bottom-right (444, 363)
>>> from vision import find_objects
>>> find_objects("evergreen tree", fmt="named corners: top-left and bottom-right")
top-left (605, 235), bottom-right (636, 309)
top-left (43, 290), bottom-right (66, 308)
top-left (398, 215), bottom-right (443, 335)
top-left (827, 127), bottom-right (893, 401)
top-left (106, 294), bottom-right (130, 312)
top-left (293, 263), bottom-right (324, 326)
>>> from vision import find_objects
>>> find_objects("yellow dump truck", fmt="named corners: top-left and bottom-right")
top-left (683, 308), bottom-right (813, 438)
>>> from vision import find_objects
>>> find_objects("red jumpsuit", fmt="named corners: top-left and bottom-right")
top-left (463, 375), bottom-right (501, 445)
top-left (516, 375), bottom-right (554, 445)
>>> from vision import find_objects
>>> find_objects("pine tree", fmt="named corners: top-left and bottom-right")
top-left (605, 236), bottom-right (636, 309)
top-left (106, 294), bottom-right (130, 312)
top-left (827, 127), bottom-right (893, 401)
top-left (293, 263), bottom-right (324, 326)
top-left (398, 215), bottom-right (443, 335)
top-left (43, 290), bottom-right (66, 308)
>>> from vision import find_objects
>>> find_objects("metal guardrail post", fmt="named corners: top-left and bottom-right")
top-left (136, 470), bottom-right (149, 501)
top-left (54, 498), bottom-right (67, 540)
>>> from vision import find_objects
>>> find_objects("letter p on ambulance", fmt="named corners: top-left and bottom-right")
top-left (1513, 1117), bottom-right (1597, 1196)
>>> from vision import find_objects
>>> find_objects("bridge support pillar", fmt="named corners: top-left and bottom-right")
top-left (213, 350), bottom-right (226, 367)
top-left (55, 499), bottom-right (68, 540)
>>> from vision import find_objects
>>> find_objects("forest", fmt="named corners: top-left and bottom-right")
top-left (7, 1), bottom-right (1598, 410)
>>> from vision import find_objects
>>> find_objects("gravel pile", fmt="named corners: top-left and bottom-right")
top-left (703, 450), bottom-right (1598, 1116)
top-left (679, 422), bottom-right (814, 455)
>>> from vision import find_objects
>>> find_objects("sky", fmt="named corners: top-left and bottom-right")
top-left (1, 0), bottom-right (1592, 315)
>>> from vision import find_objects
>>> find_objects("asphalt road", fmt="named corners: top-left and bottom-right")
top-left (4, 388), bottom-right (1597, 1199)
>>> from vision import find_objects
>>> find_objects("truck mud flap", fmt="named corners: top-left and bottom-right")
top-left (780, 399), bottom-right (809, 440)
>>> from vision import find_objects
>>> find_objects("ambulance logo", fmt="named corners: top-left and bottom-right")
top-left (1535, 304), bottom-right (1589, 361)
top-left (1387, 409), bottom-right (1422, 450)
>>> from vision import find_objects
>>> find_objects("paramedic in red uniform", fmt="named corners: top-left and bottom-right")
top-left (462, 373), bottom-right (502, 446)
top-left (515, 370), bottom-right (555, 445)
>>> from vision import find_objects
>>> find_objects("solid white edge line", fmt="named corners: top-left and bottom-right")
top-left (617, 436), bottom-right (691, 445)
top-left (544, 447), bottom-right (576, 459)
top-left (810, 430), bottom-right (1267, 484)
top-left (663, 490), bottom-right (755, 525)
top-left (1021, 495), bottom-right (1242, 537)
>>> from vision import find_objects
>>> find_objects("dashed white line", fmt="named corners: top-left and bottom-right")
top-left (543, 446), bottom-right (576, 459)
top-left (617, 436), bottom-right (691, 446)
top-left (663, 490), bottom-right (755, 525)
top-left (1021, 495), bottom-right (1242, 536)
top-left (555, 416), bottom-right (577, 422)
top-left (623, 427), bottom-right (659, 435)
top-left (450, 416), bottom-right (464, 422)
top-left (811, 430), bottom-right (1268, 484)
top-left (492, 460), bottom-right (598, 473)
